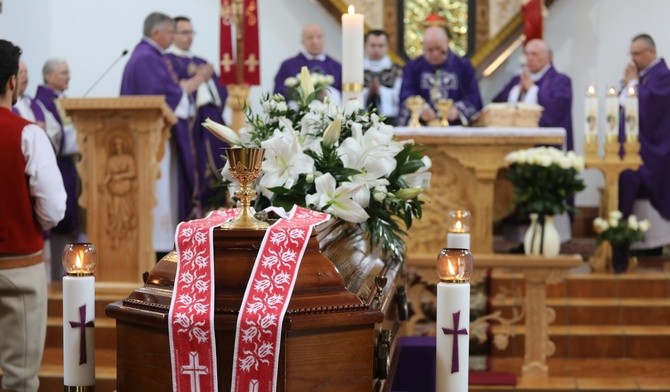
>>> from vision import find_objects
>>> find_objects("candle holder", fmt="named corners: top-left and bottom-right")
top-left (62, 243), bottom-right (97, 391)
top-left (221, 147), bottom-right (269, 230)
top-left (624, 137), bottom-right (642, 163)
top-left (436, 98), bottom-right (454, 127)
top-left (405, 95), bottom-right (425, 128)
top-left (584, 136), bottom-right (598, 159)
top-left (62, 243), bottom-right (98, 276)
top-left (604, 134), bottom-right (621, 161)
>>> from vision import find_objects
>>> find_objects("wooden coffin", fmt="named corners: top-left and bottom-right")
top-left (106, 226), bottom-right (406, 391)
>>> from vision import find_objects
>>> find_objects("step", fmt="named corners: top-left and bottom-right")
top-left (478, 358), bottom-right (670, 391)
top-left (490, 325), bottom-right (670, 358)
top-left (490, 269), bottom-right (670, 299)
top-left (491, 297), bottom-right (670, 325)
top-left (46, 317), bottom-right (117, 349)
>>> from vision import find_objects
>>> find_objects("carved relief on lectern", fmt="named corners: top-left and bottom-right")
top-left (407, 145), bottom-right (478, 257)
top-left (99, 133), bottom-right (138, 252)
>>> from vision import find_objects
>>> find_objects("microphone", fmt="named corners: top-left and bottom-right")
top-left (82, 49), bottom-right (129, 97)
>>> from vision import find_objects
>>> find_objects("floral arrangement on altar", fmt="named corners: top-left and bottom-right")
top-left (203, 67), bottom-right (431, 262)
top-left (505, 146), bottom-right (585, 217)
top-left (283, 71), bottom-right (334, 91)
top-left (593, 210), bottom-right (650, 246)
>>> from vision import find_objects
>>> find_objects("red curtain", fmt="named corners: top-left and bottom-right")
top-left (522, 0), bottom-right (543, 44)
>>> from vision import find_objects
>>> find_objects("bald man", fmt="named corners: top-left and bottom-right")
top-left (398, 26), bottom-right (482, 125)
top-left (273, 24), bottom-right (342, 100)
top-left (492, 39), bottom-right (574, 151)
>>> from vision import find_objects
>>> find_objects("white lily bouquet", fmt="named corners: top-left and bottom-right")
top-left (204, 67), bottom-right (431, 262)
top-left (284, 71), bottom-right (334, 91)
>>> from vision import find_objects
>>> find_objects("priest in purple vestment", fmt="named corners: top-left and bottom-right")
top-left (167, 16), bottom-right (228, 212)
top-left (273, 24), bottom-right (342, 102)
top-left (618, 34), bottom-right (670, 253)
top-left (34, 58), bottom-right (80, 279)
top-left (492, 39), bottom-right (574, 151)
top-left (398, 26), bottom-right (482, 126)
top-left (120, 12), bottom-right (207, 253)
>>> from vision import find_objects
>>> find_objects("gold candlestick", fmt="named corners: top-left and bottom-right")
top-left (604, 134), bottom-right (621, 162)
top-left (405, 95), bottom-right (425, 128)
top-left (436, 98), bottom-right (454, 127)
top-left (221, 147), bottom-right (269, 230)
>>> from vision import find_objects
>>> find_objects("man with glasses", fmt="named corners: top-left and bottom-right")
top-left (619, 33), bottom-right (670, 256)
top-left (167, 16), bottom-right (227, 213)
top-left (120, 12), bottom-right (206, 258)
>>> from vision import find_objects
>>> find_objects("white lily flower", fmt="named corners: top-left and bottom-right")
top-left (299, 66), bottom-right (314, 99)
top-left (322, 116), bottom-right (342, 146)
top-left (306, 173), bottom-right (369, 223)
top-left (202, 118), bottom-right (242, 146)
top-left (260, 131), bottom-right (315, 190)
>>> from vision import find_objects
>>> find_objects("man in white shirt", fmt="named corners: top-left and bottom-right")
top-left (0, 39), bottom-right (67, 392)
top-left (363, 30), bottom-right (402, 125)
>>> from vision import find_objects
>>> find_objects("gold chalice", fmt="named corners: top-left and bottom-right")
top-left (405, 95), bottom-right (425, 128)
top-left (436, 98), bottom-right (454, 127)
top-left (221, 147), bottom-right (269, 230)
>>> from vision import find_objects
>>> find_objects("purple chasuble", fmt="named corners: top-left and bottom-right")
top-left (166, 52), bottom-right (230, 212)
top-left (398, 53), bottom-right (483, 126)
top-left (493, 65), bottom-right (574, 151)
top-left (34, 85), bottom-right (78, 234)
top-left (619, 58), bottom-right (670, 220)
top-left (273, 52), bottom-right (342, 99)
top-left (121, 40), bottom-right (199, 221)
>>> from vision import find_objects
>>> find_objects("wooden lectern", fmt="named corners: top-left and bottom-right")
top-left (59, 96), bottom-right (176, 284)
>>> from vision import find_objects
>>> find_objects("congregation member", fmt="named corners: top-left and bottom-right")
top-left (12, 60), bottom-right (46, 130)
top-left (618, 33), bottom-right (670, 255)
top-left (492, 38), bottom-right (574, 151)
top-left (34, 57), bottom-right (80, 279)
top-left (398, 26), bottom-right (482, 126)
top-left (120, 11), bottom-right (207, 257)
top-left (273, 24), bottom-right (342, 103)
top-left (167, 15), bottom-right (228, 212)
top-left (0, 39), bottom-right (66, 392)
top-left (363, 29), bottom-right (403, 125)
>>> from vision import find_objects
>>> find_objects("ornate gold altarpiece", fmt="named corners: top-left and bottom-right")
top-left (60, 96), bottom-right (176, 284)
top-left (394, 126), bottom-right (565, 258)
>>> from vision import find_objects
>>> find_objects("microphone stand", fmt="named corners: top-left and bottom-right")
top-left (82, 49), bottom-right (128, 97)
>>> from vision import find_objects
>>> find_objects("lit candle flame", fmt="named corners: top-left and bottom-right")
top-left (454, 220), bottom-right (463, 233)
top-left (75, 252), bottom-right (83, 270)
top-left (586, 85), bottom-right (596, 96)
top-left (627, 86), bottom-right (637, 97)
top-left (607, 86), bottom-right (617, 96)
top-left (348, 4), bottom-right (355, 14)
top-left (447, 259), bottom-right (456, 277)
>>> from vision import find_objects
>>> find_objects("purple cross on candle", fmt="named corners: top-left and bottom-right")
top-left (69, 304), bottom-right (94, 365)
top-left (441, 310), bottom-right (468, 374)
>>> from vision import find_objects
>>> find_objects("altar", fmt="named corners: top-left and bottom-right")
top-left (394, 126), bottom-right (565, 258)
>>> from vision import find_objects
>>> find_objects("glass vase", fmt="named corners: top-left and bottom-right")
top-left (523, 213), bottom-right (561, 256)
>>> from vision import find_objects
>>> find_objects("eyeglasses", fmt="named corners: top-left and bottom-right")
top-left (176, 30), bottom-right (196, 36)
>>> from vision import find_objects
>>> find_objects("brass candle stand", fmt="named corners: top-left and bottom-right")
top-left (221, 147), bottom-right (269, 230)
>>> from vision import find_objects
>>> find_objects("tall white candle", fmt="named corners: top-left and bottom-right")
top-left (436, 210), bottom-right (473, 392)
top-left (436, 281), bottom-right (470, 391)
top-left (625, 86), bottom-right (639, 141)
top-left (63, 276), bottom-right (96, 387)
top-left (62, 243), bottom-right (97, 389)
top-left (584, 84), bottom-right (598, 144)
top-left (605, 86), bottom-right (620, 141)
top-left (341, 5), bottom-right (364, 102)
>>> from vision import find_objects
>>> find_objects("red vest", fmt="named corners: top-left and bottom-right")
top-left (0, 107), bottom-right (44, 254)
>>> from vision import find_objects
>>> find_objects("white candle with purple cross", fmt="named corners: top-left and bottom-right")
top-left (62, 243), bottom-right (97, 390)
top-left (436, 210), bottom-right (473, 392)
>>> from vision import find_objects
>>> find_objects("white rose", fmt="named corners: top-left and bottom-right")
top-left (639, 219), bottom-right (651, 232)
